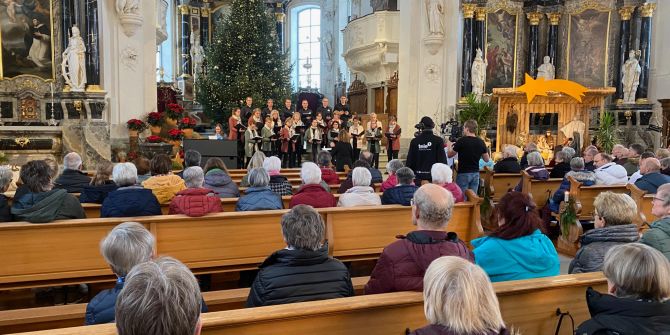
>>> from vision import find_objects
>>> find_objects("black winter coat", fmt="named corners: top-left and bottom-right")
top-left (79, 181), bottom-right (118, 204)
top-left (569, 224), bottom-right (639, 274)
top-left (576, 287), bottom-right (670, 335)
top-left (406, 130), bottom-right (447, 181)
top-left (53, 169), bottom-right (91, 193)
top-left (493, 157), bottom-right (522, 173)
top-left (100, 187), bottom-right (162, 218)
top-left (381, 184), bottom-right (419, 206)
top-left (0, 194), bottom-right (11, 222)
top-left (246, 245), bottom-right (354, 307)
top-left (550, 162), bottom-right (572, 179)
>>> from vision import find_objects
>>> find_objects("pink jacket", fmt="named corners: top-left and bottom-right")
top-left (380, 174), bottom-right (398, 192)
top-left (438, 183), bottom-right (464, 203)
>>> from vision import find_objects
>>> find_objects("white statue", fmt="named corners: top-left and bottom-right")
top-left (322, 32), bottom-right (333, 62)
top-left (622, 50), bottom-right (641, 104)
top-left (426, 0), bottom-right (444, 36)
top-left (61, 26), bottom-right (87, 92)
top-left (190, 36), bottom-right (205, 84)
top-left (560, 114), bottom-right (586, 151)
top-left (537, 56), bottom-right (555, 81)
top-left (471, 48), bottom-right (487, 100)
top-left (116, 0), bottom-right (140, 15)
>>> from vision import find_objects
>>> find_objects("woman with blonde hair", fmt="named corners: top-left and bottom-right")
top-left (80, 160), bottom-right (118, 203)
top-left (408, 256), bottom-right (509, 335)
top-left (576, 243), bottom-right (670, 334)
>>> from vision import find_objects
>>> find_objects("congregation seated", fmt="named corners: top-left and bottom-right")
top-left (381, 167), bottom-right (418, 206)
top-left (570, 192), bottom-right (640, 273)
top-left (12, 160), bottom-right (86, 223)
top-left (263, 156), bottom-right (292, 196)
top-left (101, 162), bottom-right (161, 218)
top-left (86, 222), bottom-right (155, 325)
top-left (594, 152), bottom-right (628, 185)
top-left (519, 142), bottom-right (537, 169)
top-left (431, 163), bottom-right (464, 203)
top-left (177, 150), bottom-right (202, 179)
top-left (549, 157), bottom-right (595, 212)
top-left (240, 151), bottom-right (266, 187)
top-left (612, 144), bottom-right (628, 165)
top-left (115, 257), bottom-right (206, 335)
top-left (202, 157), bottom-right (239, 198)
top-left (641, 183), bottom-right (670, 260)
top-left (408, 256), bottom-right (509, 335)
top-left (549, 150), bottom-right (572, 179)
top-left (79, 161), bottom-right (117, 204)
top-left (472, 192), bottom-right (559, 282)
top-left (575, 243), bottom-right (670, 334)
top-left (359, 150), bottom-right (383, 183)
top-left (317, 151), bottom-right (340, 185)
top-left (0, 166), bottom-right (13, 222)
top-left (338, 160), bottom-right (375, 194)
top-left (133, 156), bottom-right (152, 183)
top-left (366, 184), bottom-right (473, 294)
top-left (380, 159), bottom-right (403, 192)
top-left (622, 143), bottom-right (644, 176)
top-left (142, 154), bottom-right (186, 204)
top-left (246, 205), bottom-right (354, 307)
top-left (14, 158), bottom-right (58, 201)
top-left (169, 166), bottom-right (222, 217)
top-left (54, 152), bottom-right (91, 193)
top-left (236, 167), bottom-right (283, 211)
top-left (290, 162), bottom-right (336, 208)
top-left (634, 157), bottom-right (670, 194)
top-left (583, 146), bottom-right (599, 171)
top-left (661, 157), bottom-right (670, 176)
top-left (628, 151), bottom-right (655, 184)
top-left (338, 167), bottom-right (381, 207)
top-left (493, 145), bottom-right (521, 173)
top-left (513, 151), bottom-right (548, 191)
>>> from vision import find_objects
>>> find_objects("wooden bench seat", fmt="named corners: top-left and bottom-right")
top-left (628, 183), bottom-right (655, 231)
top-left (567, 177), bottom-right (629, 220)
top-left (9, 272), bottom-right (607, 335)
top-left (520, 171), bottom-right (564, 206)
top-left (482, 168), bottom-right (520, 202)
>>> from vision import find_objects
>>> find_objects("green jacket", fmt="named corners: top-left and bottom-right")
top-left (641, 216), bottom-right (670, 260)
top-left (261, 126), bottom-right (274, 152)
top-left (11, 189), bottom-right (86, 223)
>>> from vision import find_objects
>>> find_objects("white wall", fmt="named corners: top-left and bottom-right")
top-left (649, 0), bottom-right (670, 102)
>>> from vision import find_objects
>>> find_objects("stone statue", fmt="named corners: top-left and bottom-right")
top-left (471, 48), bottom-right (487, 100)
top-left (622, 50), bottom-right (641, 104)
top-left (322, 32), bottom-right (333, 62)
top-left (61, 26), bottom-right (87, 92)
top-left (537, 56), bottom-right (555, 81)
top-left (116, 0), bottom-right (140, 15)
top-left (190, 36), bottom-right (205, 84)
top-left (560, 115), bottom-right (586, 151)
top-left (426, 0), bottom-right (444, 36)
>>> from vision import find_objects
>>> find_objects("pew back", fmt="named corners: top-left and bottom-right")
top-left (521, 171), bottom-right (563, 206)
top-left (483, 169), bottom-right (520, 202)
top-left (568, 177), bottom-right (629, 219)
top-left (628, 183), bottom-right (655, 231)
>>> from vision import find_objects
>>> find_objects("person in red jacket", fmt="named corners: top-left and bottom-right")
top-left (364, 184), bottom-right (474, 295)
top-left (169, 166), bottom-right (222, 217)
top-left (431, 163), bottom-right (464, 203)
top-left (317, 151), bottom-right (340, 185)
top-left (290, 162), bottom-right (336, 208)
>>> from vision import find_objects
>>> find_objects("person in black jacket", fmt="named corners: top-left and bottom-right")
top-left (406, 116), bottom-right (448, 182)
top-left (381, 167), bottom-right (418, 206)
top-left (246, 205), bottom-right (354, 307)
top-left (331, 130), bottom-right (353, 172)
top-left (54, 152), bottom-right (91, 193)
top-left (576, 243), bottom-right (670, 335)
top-left (0, 167), bottom-right (13, 222)
top-left (493, 145), bottom-right (522, 173)
top-left (79, 161), bottom-right (118, 204)
top-left (549, 151), bottom-right (572, 178)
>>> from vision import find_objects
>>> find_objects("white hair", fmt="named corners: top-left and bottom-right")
top-left (431, 163), bottom-right (453, 184)
top-left (63, 152), bottom-right (83, 170)
top-left (263, 156), bottom-right (282, 173)
top-left (503, 145), bottom-right (518, 159)
top-left (0, 167), bottom-right (13, 190)
top-left (101, 222), bottom-right (155, 277)
top-left (352, 167), bottom-right (372, 187)
top-left (183, 166), bottom-right (204, 188)
top-left (113, 163), bottom-right (138, 187)
top-left (300, 162), bottom-right (322, 185)
top-left (248, 167), bottom-right (270, 187)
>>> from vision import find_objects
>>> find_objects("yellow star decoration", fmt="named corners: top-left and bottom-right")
top-left (516, 73), bottom-right (589, 103)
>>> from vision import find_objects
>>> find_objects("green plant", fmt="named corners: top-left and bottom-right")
top-left (595, 111), bottom-right (619, 153)
top-left (458, 93), bottom-right (496, 133)
top-left (559, 196), bottom-right (578, 238)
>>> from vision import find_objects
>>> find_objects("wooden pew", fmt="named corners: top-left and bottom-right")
top-left (482, 168), bottom-right (520, 202)
top-left (567, 177), bottom-right (629, 220)
top-left (10, 272), bottom-right (607, 335)
top-left (520, 171), bottom-right (564, 206)
top-left (628, 183), bottom-right (655, 231)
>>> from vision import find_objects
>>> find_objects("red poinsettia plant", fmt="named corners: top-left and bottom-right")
top-left (126, 119), bottom-right (147, 132)
top-left (167, 128), bottom-right (184, 141)
top-left (165, 103), bottom-right (184, 120)
top-left (145, 135), bottom-right (163, 143)
top-left (127, 151), bottom-right (139, 161)
top-left (178, 117), bottom-right (197, 129)
top-left (146, 112), bottom-right (164, 126)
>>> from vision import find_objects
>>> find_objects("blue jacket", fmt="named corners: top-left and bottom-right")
top-left (635, 172), bottom-right (670, 194)
top-left (100, 187), bottom-right (162, 218)
top-left (471, 229), bottom-right (559, 282)
top-left (236, 186), bottom-right (283, 211)
top-left (79, 181), bottom-right (118, 204)
top-left (381, 185), bottom-right (418, 206)
top-left (550, 170), bottom-right (596, 212)
top-left (204, 169), bottom-right (240, 198)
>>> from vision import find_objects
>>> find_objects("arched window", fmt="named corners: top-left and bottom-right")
top-left (293, 7), bottom-right (321, 89)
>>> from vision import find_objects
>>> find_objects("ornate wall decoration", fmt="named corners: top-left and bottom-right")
top-left (121, 47), bottom-right (138, 70)
top-left (485, 10), bottom-right (518, 92)
top-left (485, 0), bottom-right (523, 15)
top-left (116, 0), bottom-right (143, 37)
top-left (425, 64), bottom-right (440, 82)
top-left (567, 9), bottom-right (611, 88)
top-left (566, 0), bottom-right (615, 15)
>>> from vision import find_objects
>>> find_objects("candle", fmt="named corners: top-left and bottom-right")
top-left (50, 82), bottom-right (54, 101)
top-left (564, 191), bottom-right (569, 202)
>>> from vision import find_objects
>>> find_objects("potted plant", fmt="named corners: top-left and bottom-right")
top-left (145, 135), bottom-right (163, 143)
top-left (595, 111), bottom-right (619, 154)
top-left (178, 116), bottom-right (197, 138)
top-left (147, 112), bottom-right (164, 135)
top-left (140, 135), bottom-right (172, 159)
top-left (458, 93), bottom-right (496, 134)
top-left (167, 128), bottom-right (184, 149)
top-left (165, 103), bottom-right (184, 126)
top-left (126, 119), bottom-right (147, 137)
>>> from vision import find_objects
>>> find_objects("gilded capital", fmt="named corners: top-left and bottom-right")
top-left (178, 5), bottom-right (189, 15)
top-left (526, 12), bottom-right (543, 26)
top-left (201, 8), bottom-right (210, 17)
top-left (275, 12), bottom-right (286, 23)
top-left (618, 6), bottom-right (635, 20)
top-left (547, 12), bottom-right (561, 26)
top-left (639, 3), bottom-right (656, 17)
top-left (462, 4), bottom-right (476, 19)
top-left (475, 7), bottom-right (487, 21)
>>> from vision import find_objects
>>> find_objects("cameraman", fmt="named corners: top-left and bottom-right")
top-left (406, 116), bottom-right (447, 182)
top-left (447, 119), bottom-right (490, 193)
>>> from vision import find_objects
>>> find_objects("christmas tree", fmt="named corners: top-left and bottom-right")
top-left (197, 0), bottom-right (292, 125)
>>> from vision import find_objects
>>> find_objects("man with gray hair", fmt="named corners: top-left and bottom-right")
top-left (289, 162), bottom-right (336, 208)
top-left (381, 167), bottom-right (418, 206)
top-left (169, 166), bottom-right (222, 217)
top-left (115, 257), bottom-right (204, 335)
top-left (246, 205), bottom-right (354, 307)
top-left (0, 166), bottom-right (13, 221)
top-left (359, 150), bottom-right (383, 183)
top-left (549, 157), bottom-right (596, 213)
top-left (641, 183), bottom-right (670, 259)
top-left (54, 152), bottom-right (91, 193)
top-left (177, 150), bottom-right (202, 179)
top-left (634, 157), bottom-right (670, 194)
top-left (365, 184), bottom-right (474, 295)
top-left (101, 163), bottom-right (162, 218)
top-left (583, 146), bottom-right (599, 171)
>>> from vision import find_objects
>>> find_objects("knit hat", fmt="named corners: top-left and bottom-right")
top-left (420, 116), bottom-right (435, 129)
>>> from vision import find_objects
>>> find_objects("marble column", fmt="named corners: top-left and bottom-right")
top-left (275, 11), bottom-right (286, 51)
top-left (637, 3), bottom-right (656, 103)
top-left (616, 6), bottom-right (634, 103)
top-left (474, 7), bottom-right (486, 54)
top-left (62, 0), bottom-right (76, 49)
top-left (526, 12), bottom-right (543, 79)
top-left (460, 4), bottom-right (476, 97)
top-left (85, 0), bottom-right (101, 87)
top-left (178, 4), bottom-right (191, 77)
top-left (546, 12), bottom-right (560, 73)
top-left (200, 8), bottom-right (210, 48)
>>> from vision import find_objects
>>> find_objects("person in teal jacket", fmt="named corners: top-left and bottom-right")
top-left (472, 192), bottom-right (560, 282)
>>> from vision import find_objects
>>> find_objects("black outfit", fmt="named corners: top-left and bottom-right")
top-left (585, 160), bottom-right (596, 172)
top-left (381, 184), bottom-right (419, 206)
top-left (280, 106), bottom-right (294, 121)
top-left (54, 169), bottom-right (92, 193)
top-left (405, 130), bottom-right (448, 181)
top-left (316, 105), bottom-right (333, 123)
top-left (241, 105), bottom-right (253, 123)
top-left (493, 157), bottom-right (522, 173)
top-left (576, 287), bottom-right (670, 335)
top-left (550, 162), bottom-right (572, 179)
top-left (334, 103), bottom-right (350, 127)
top-left (520, 152), bottom-right (529, 169)
top-left (299, 107), bottom-right (313, 125)
top-left (0, 194), bottom-right (11, 222)
top-left (246, 245), bottom-right (354, 307)
top-left (261, 107), bottom-right (273, 120)
top-left (331, 141), bottom-right (353, 172)
top-left (79, 181), bottom-right (118, 204)
top-left (452, 136), bottom-right (487, 174)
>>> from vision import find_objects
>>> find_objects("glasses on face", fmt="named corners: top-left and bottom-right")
top-left (653, 197), bottom-right (664, 203)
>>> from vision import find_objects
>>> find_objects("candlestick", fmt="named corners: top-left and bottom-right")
top-left (564, 191), bottom-right (569, 203)
top-left (48, 82), bottom-right (57, 126)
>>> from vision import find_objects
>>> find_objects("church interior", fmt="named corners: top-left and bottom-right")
top-left (0, 0), bottom-right (670, 334)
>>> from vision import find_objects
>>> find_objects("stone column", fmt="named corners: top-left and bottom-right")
top-left (200, 8), bottom-right (210, 48)
top-left (177, 4), bottom-right (191, 77)
top-left (546, 12), bottom-right (560, 73)
top-left (637, 3), bottom-right (656, 104)
top-left (460, 4), bottom-right (476, 97)
top-left (615, 6), bottom-right (634, 103)
top-left (275, 10), bottom-right (286, 51)
top-left (62, 0), bottom-right (75, 49)
top-left (526, 12), bottom-right (543, 79)
top-left (474, 7), bottom-right (486, 54)
top-left (85, 0), bottom-right (101, 87)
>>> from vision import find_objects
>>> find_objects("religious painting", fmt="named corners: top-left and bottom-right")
top-left (211, 4), bottom-right (231, 38)
top-left (568, 9), bottom-right (610, 88)
top-left (485, 10), bottom-right (517, 92)
top-left (0, 0), bottom-right (54, 79)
